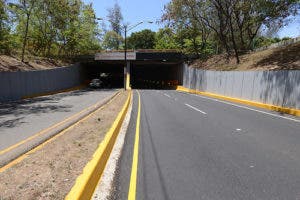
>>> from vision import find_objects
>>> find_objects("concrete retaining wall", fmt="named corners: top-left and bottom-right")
top-left (0, 64), bottom-right (83, 102)
top-left (183, 64), bottom-right (300, 109)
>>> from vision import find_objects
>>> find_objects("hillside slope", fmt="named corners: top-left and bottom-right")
top-left (0, 55), bottom-right (71, 72)
top-left (191, 42), bottom-right (300, 71)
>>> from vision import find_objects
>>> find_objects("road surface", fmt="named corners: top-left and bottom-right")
top-left (112, 89), bottom-right (300, 200)
top-left (0, 89), bottom-right (117, 151)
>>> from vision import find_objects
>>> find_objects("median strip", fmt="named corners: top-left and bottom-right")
top-left (0, 91), bottom-right (129, 200)
top-left (0, 91), bottom-right (120, 169)
top-left (65, 91), bottom-right (131, 200)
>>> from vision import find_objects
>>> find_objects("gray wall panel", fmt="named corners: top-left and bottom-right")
top-left (241, 72), bottom-right (255, 101)
top-left (0, 64), bottom-right (82, 102)
top-left (182, 65), bottom-right (300, 110)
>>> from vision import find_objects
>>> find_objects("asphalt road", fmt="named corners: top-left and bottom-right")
top-left (0, 89), bottom-right (117, 151)
top-left (112, 89), bottom-right (300, 200)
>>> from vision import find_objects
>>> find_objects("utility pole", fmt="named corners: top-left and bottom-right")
top-left (124, 25), bottom-right (127, 90)
top-left (123, 21), bottom-right (153, 90)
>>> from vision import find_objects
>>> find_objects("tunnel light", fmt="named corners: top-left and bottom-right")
top-left (162, 59), bottom-right (167, 62)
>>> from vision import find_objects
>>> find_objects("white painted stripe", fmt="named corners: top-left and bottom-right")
top-left (189, 93), bottom-right (300, 123)
top-left (185, 103), bottom-right (207, 114)
top-left (164, 93), bottom-right (171, 98)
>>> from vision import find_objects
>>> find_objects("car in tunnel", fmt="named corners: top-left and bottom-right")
top-left (89, 79), bottom-right (102, 88)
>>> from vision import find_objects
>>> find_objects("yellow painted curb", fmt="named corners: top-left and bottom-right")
top-left (65, 91), bottom-right (132, 200)
top-left (22, 84), bottom-right (86, 99)
top-left (176, 86), bottom-right (300, 117)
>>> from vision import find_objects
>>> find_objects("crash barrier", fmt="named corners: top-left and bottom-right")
top-left (0, 63), bottom-right (83, 102)
top-left (182, 64), bottom-right (300, 112)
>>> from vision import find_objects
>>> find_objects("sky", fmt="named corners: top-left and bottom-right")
top-left (84, 0), bottom-right (300, 38)
top-left (83, 0), bottom-right (170, 35)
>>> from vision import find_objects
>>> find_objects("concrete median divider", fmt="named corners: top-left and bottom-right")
top-left (176, 86), bottom-right (300, 117)
top-left (0, 91), bottom-right (121, 170)
top-left (65, 91), bottom-right (131, 200)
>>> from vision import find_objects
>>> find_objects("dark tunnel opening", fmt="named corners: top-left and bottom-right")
top-left (82, 60), bottom-right (183, 90)
top-left (83, 62), bottom-right (124, 88)
top-left (131, 62), bottom-right (182, 89)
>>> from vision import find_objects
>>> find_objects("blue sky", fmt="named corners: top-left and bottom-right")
top-left (84, 0), bottom-right (300, 38)
top-left (84, 0), bottom-right (170, 35)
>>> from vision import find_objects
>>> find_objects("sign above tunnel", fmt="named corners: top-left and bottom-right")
top-left (95, 52), bottom-right (136, 61)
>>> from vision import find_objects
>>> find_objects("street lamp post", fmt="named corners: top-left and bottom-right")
top-left (124, 25), bottom-right (128, 91)
top-left (123, 21), bottom-right (153, 90)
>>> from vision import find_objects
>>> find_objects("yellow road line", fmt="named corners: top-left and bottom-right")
top-left (0, 92), bottom-right (120, 173)
top-left (0, 92), bottom-right (120, 156)
top-left (128, 90), bottom-right (141, 200)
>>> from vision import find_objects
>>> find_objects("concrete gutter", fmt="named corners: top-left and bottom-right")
top-left (0, 90), bottom-right (120, 169)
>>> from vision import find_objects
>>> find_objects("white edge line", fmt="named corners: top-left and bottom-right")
top-left (184, 103), bottom-right (207, 115)
top-left (187, 93), bottom-right (300, 123)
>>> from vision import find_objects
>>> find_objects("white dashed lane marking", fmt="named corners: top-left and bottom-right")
top-left (164, 93), bottom-right (171, 98)
top-left (185, 103), bottom-right (207, 115)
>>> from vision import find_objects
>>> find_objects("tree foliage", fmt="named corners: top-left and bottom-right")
top-left (0, 0), bottom-right (11, 54)
top-left (105, 2), bottom-right (123, 50)
top-left (127, 29), bottom-right (156, 49)
top-left (107, 2), bottom-right (123, 35)
top-left (155, 28), bottom-right (179, 49)
top-left (0, 0), bottom-right (101, 59)
top-left (162, 0), bottom-right (300, 63)
top-left (102, 30), bottom-right (123, 50)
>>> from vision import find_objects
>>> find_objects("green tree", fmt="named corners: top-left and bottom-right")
top-left (0, 0), bottom-right (11, 54)
top-left (9, 0), bottom-right (101, 57)
top-left (127, 29), bottom-right (156, 49)
top-left (154, 28), bottom-right (179, 49)
top-left (162, 0), bottom-right (300, 63)
top-left (10, 0), bottom-right (37, 61)
top-left (107, 2), bottom-right (123, 49)
top-left (102, 30), bottom-right (123, 50)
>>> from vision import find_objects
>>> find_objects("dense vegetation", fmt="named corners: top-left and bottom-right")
top-left (161, 0), bottom-right (299, 63)
top-left (0, 0), bottom-right (299, 64)
top-left (0, 0), bottom-right (100, 61)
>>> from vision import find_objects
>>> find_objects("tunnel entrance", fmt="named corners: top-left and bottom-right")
top-left (83, 61), bottom-right (124, 88)
top-left (89, 50), bottom-right (184, 89)
top-left (131, 61), bottom-right (182, 89)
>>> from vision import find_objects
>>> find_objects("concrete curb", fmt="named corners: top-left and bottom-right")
top-left (176, 86), bottom-right (300, 117)
top-left (65, 91), bottom-right (132, 200)
top-left (0, 90), bottom-right (121, 168)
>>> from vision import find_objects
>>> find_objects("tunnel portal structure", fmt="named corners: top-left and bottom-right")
top-left (94, 50), bottom-right (184, 89)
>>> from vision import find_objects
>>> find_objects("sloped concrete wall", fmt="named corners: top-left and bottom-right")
top-left (183, 64), bottom-right (300, 109)
top-left (0, 64), bottom-right (83, 102)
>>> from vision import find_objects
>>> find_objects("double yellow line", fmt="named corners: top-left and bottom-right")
top-left (128, 90), bottom-right (141, 200)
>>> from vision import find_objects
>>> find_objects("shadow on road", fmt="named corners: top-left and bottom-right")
top-left (0, 89), bottom-right (95, 129)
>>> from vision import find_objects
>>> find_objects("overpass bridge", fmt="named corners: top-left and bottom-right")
top-left (81, 50), bottom-right (184, 89)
